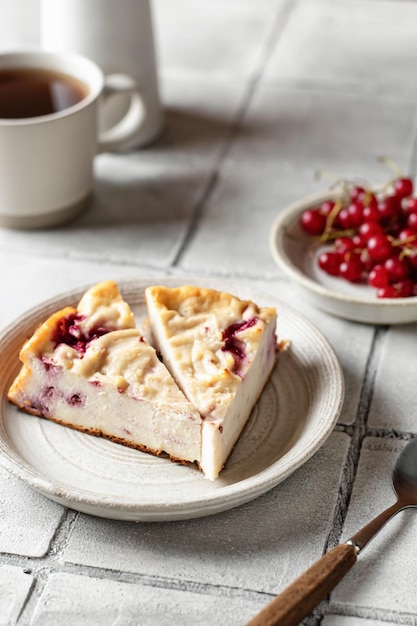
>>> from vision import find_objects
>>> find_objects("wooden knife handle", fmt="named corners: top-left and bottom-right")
top-left (246, 543), bottom-right (357, 626)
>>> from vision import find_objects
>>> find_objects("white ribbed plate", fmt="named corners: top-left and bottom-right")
top-left (0, 277), bottom-right (344, 521)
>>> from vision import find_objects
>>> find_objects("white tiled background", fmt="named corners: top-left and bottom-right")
top-left (1, 1), bottom-right (417, 625)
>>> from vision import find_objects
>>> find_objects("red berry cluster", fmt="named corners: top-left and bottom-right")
top-left (299, 176), bottom-right (417, 298)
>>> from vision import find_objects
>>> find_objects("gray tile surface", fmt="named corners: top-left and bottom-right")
top-left (368, 325), bottom-right (417, 433)
top-left (230, 86), bottom-right (416, 178)
top-left (264, 0), bottom-right (417, 97)
top-left (1, 0), bottom-right (417, 624)
top-left (0, 565), bottom-right (33, 626)
top-left (154, 0), bottom-right (284, 81)
top-left (159, 77), bottom-right (247, 162)
top-left (0, 465), bottom-right (64, 557)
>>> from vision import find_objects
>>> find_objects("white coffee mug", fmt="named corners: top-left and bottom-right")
top-left (40, 0), bottom-right (163, 149)
top-left (0, 50), bottom-right (145, 229)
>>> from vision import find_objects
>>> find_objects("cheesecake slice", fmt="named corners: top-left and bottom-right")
top-left (7, 281), bottom-right (202, 464)
top-left (145, 285), bottom-right (278, 480)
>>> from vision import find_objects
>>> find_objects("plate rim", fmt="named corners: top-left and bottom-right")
top-left (0, 276), bottom-right (344, 521)
top-left (269, 189), bottom-right (417, 321)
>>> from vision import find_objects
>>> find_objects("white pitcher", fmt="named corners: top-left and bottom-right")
top-left (40, 0), bottom-right (163, 149)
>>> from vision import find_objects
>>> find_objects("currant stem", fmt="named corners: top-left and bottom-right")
top-left (314, 168), bottom-right (341, 182)
top-left (377, 155), bottom-right (404, 178)
top-left (322, 199), bottom-right (343, 235)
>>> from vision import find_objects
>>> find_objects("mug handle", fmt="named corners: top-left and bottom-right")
top-left (97, 73), bottom-right (146, 153)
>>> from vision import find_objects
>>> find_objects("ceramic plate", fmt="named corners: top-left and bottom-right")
top-left (0, 277), bottom-right (344, 521)
top-left (270, 189), bottom-right (417, 324)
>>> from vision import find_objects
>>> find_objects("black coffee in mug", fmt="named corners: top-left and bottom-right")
top-left (0, 67), bottom-right (89, 119)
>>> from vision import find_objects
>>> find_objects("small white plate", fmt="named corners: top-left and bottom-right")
top-left (0, 277), bottom-right (344, 521)
top-left (270, 189), bottom-right (417, 325)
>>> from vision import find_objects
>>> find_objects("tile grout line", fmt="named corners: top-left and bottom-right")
top-left (327, 326), bottom-right (389, 546)
top-left (13, 509), bottom-right (79, 626)
top-left (0, 230), bottom-right (282, 283)
top-left (2, 551), bottom-right (288, 615)
top-left (258, 76), bottom-right (417, 104)
top-left (328, 602), bottom-right (417, 626)
top-left (316, 326), bottom-right (388, 623)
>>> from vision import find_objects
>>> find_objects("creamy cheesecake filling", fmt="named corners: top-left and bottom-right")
top-left (201, 319), bottom-right (277, 480)
top-left (16, 356), bottom-right (202, 463)
top-left (145, 285), bottom-right (278, 479)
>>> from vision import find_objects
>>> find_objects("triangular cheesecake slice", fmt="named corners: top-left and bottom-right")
top-left (145, 285), bottom-right (278, 480)
top-left (8, 281), bottom-right (202, 465)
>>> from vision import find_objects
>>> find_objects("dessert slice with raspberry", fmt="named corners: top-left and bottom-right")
top-left (145, 285), bottom-right (278, 480)
top-left (8, 281), bottom-right (202, 465)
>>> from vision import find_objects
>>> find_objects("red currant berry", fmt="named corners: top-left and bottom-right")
top-left (377, 285), bottom-right (398, 298)
top-left (403, 197), bottom-right (417, 214)
top-left (395, 279), bottom-right (415, 297)
top-left (398, 228), bottom-right (417, 245)
top-left (320, 200), bottom-right (336, 216)
top-left (339, 254), bottom-right (364, 282)
top-left (335, 237), bottom-right (355, 254)
top-left (358, 221), bottom-right (383, 240)
top-left (384, 256), bottom-right (410, 281)
top-left (367, 234), bottom-right (393, 262)
top-left (377, 195), bottom-right (401, 221)
top-left (389, 216), bottom-right (408, 237)
top-left (352, 234), bottom-right (365, 248)
top-left (350, 185), bottom-right (365, 202)
top-left (318, 251), bottom-right (341, 276)
top-left (369, 240), bottom-right (394, 264)
top-left (407, 212), bottom-right (417, 231)
top-left (362, 204), bottom-right (381, 222)
top-left (360, 248), bottom-right (373, 272)
top-left (337, 207), bottom-right (352, 229)
top-left (394, 177), bottom-right (413, 199)
top-left (300, 209), bottom-right (326, 235)
top-left (346, 203), bottom-right (363, 228)
top-left (368, 264), bottom-right (389, 288)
